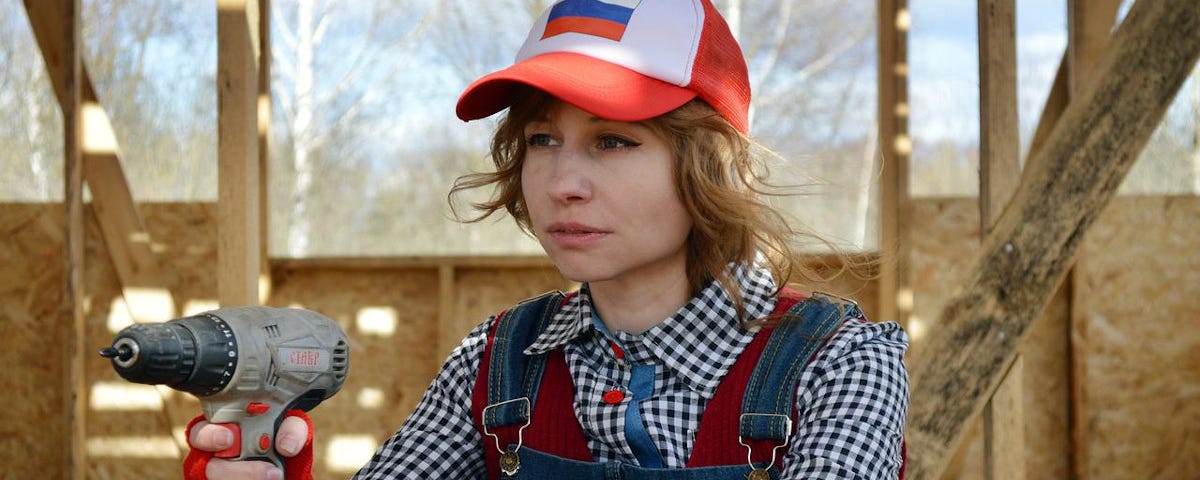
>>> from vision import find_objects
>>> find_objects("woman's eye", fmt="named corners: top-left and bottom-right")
top-left (526, 133), bottom-right (554, 147)
top-left (598, 136), bottom-right (639, 150)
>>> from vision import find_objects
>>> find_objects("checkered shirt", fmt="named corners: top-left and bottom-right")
top-left (355, 266), bottom-right (909, 479)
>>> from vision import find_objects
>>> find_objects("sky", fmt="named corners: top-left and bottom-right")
top-left (909, 0), bottom-right (1070, 146)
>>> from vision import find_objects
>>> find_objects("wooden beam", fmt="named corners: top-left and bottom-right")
top-left (218, 0), bottom-right (262, 306)
top-left (977, 0), bottom-right (1025, 477)
top-left (437, 264), bottom-right (457, 365)
top-left (272, 255), bottom-right (557, 270)
top-left (258, 0), bottom-right (273, 301)
top-left (904, 1), bottom-right (1200, 478)
top-left (983, 356), bottom-right (1025, 480)
top-left (24, 0), bottom-right (170, 323)
top-left (877, 0), bottom-right (912, 326)
top-left (45, 0), bottom-right (86, 476)
top-left (1024, 54), bottom-right (1068, 174)
top-left (1065, 2), bottom-right (1121, 478)
top-left (978, 0), bottom-right (1020, 229)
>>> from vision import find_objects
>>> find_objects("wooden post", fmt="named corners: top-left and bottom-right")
top-left (904, 0), bottom-right (1200, 477)
top-left (978, 0), bottom-right (1020, 228)
top-left (977, 1), bottom-right (1025, 479)
top-left (258, 0), bottom-right (273, 301)
top-left (437, 264), bottom-right (457, 363)
top-left (877, 0), bottom-right (912, 327)
top-left (1065, 1), bottom-right (1121, 477)
top-left (46, 0), bottom-right (86, 476)
top-left (218, 0), bottom-right (262, 306)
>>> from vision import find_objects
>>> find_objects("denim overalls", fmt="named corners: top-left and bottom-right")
top-left (470, 290), bottom-right (854, 480)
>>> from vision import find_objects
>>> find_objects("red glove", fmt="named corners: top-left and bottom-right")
top-left (183, 409), bottom-right (315, 480)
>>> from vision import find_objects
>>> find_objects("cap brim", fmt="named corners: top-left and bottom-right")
top-left (456, 52), bottom-right (697, 123)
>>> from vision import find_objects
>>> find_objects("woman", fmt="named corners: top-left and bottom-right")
top-left (186, 1), bottom-right (908, 478)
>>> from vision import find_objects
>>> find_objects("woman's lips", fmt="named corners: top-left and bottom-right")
top-left (546, 222), bottom-right (610, 248)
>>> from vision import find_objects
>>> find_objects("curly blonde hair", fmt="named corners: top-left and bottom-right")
top-left (449, 90), bottom-right (841, 322)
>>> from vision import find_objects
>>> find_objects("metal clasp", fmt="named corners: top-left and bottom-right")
top-left (738, 413), bottom-right (793, 472)
top-left (481, 397), bottom-right (532, 454)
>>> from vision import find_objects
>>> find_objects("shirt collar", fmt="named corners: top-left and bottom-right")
top-left (524, 264), bottom-right (779, 396)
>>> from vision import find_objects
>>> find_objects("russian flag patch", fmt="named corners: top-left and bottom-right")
top-left (542, 0), bottom-right (642, 41)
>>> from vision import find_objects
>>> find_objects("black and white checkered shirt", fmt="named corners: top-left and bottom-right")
top-left (355, 266), bottom-right (908, 479)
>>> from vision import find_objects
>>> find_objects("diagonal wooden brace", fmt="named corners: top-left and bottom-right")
top-left (904, 0), bottom-right (1200, 478)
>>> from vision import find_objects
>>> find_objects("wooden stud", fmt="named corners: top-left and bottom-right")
top-left (876, 0), bottom-right (911, 327)
top-left (904, 1), bottom-right (1200, 477)
top-left (1065, 1), bottom-right (1121, 478)
top-left (977, 1), bottom-right (1025, 479)
top-left (273, 255), bottom-right (557, 270)
top-left (984, 355), bottom-right (1025, 480)
top-left (437, 264), bottom-right (457, 364)
top-left (45, 0), bottom-right (86, 476)
top-left (978, 0), bottom-right (1020, 229)
top-left (218, 0), bottom-right (262, 306)
top-left (258, 0), bottom-right (273, 302)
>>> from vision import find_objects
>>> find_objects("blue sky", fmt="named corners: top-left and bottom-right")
top-left (910, 0), bottom-right (1069, 147)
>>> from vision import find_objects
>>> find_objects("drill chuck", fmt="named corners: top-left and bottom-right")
top-left (101, 314), bottom-right (242, 396)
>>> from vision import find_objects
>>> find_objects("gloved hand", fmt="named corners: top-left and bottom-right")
top-left (184, 409), bottom-right (314, 480)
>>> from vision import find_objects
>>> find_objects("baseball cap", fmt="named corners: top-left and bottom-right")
top-left (455, 0), bottom-right (752, 134)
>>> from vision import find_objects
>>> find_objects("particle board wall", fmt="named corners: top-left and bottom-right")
top-left (0, 204), bottom-right (69, 479)
top-left (1076, 196), bottom-right (1200, 480)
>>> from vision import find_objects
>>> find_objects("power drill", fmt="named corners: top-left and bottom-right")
top-left (100, 306), bottom-right (349, 470)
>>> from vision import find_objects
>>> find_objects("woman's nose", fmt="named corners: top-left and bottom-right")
top-left (547, 147), bottom-right (592, 202)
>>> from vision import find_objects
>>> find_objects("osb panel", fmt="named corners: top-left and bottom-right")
top-left (86, 203), bottom-right (217, 479)
top-left (442, 266), bottom-right (572, 360)
top-left (269, 265), bottom-right (442, 478)
top-left (0, 204), bottom-right (69, 479)
top-left (1078, 196), bottom-right (1200, 480)
top-left (910, 198), bottom-right (1071, 480)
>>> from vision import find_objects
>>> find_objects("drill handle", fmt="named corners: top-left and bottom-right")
top-left (209, 404), bottom-right (291, 473)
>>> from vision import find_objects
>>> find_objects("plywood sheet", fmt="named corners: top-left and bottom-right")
top-left (1078, 196), bottom-right (1200, 480)
top-left (0, 204), bottom-right (69, 479)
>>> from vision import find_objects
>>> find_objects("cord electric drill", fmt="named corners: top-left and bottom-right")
top-left (100, 306), bottom-right (349, 471)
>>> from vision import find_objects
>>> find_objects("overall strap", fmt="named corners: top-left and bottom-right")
top-left (738, 292), bottom-right (860, 467)
top-left (686, 288), bottom-right (809, 468)
top-left (480, 291), bottom-right (565, 432)
top-left (471, 291), bottom-right (591, 479)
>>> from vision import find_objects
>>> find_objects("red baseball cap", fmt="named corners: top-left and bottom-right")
top-left (455, 0), bottom-right (752, 134)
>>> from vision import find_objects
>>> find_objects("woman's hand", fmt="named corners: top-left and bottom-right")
top-left (187, 415), bottom-right (310, 480)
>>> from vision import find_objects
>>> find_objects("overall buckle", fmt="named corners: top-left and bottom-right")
top-left (482, 397), bottom-right (531, 476)
top-left (738, 413), bottom-right (792, 477)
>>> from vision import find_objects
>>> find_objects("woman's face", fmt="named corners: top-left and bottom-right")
top-left (521, 102), bottom-right (693, 288)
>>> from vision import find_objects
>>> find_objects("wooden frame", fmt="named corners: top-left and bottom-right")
top-left (877, 0), bottom-right (912, 327)
top-left (217, 0), bottom-right (263, 306)
top-left (905, 1), bottom-right (1200, 477)
top-left (976, 0), bottom-right (1024, 478)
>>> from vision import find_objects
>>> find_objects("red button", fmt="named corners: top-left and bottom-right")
top-left (603, 389), bottom-right (625, 404)
top-left (609, 341), bottom-right (625, 360)
top-left (259, 433), bottom-right (271, 451)
top-left (245, 402), bottom-right (270, 415)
